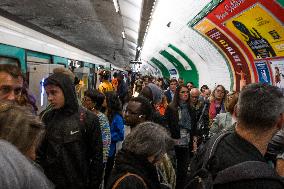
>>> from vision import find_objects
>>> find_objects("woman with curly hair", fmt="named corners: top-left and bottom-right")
top-left (104, 91), bottom-right (125, 186)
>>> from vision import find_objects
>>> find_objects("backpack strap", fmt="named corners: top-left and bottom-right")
top-left (112, 172), bottom-right (147, 189)
top-left (202, 132), bottom-right (232, 168)
top-left (214, 161), bottom-right (284, 185)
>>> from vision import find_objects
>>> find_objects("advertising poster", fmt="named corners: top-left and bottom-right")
top-left (194, 18), bottom-right (251, 91)
top-left (254, 61), bottom-right (272, 84)
top-left (270, 59), bottom-right (284, 91)
top-left (224, 4), bottom-right (284, 59)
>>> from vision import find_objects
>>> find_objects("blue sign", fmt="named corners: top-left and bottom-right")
top-left (255, 62), bottom-right (271, 84)
top-left (169, 69), bottom-right (177, 75)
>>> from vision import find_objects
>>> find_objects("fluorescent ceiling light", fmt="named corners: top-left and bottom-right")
top-left (122, 31), bottom-right (126, 39)
top-left (113, 0), bottom-right (120, 13)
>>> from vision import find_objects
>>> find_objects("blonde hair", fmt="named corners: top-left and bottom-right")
top-left (0, 101), bottom-right (45, 158)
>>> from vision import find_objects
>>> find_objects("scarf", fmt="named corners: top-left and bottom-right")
top-left (178, 102), bottom-right (191, 130)
top-left (209, 100), bottom-right (225, 120)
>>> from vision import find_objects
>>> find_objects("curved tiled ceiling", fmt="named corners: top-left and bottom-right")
top-left (0, 0), bottom-right (152, 69)
top-left (141, 0), bottom-right (284, 91)
top-left (140, 0), bottom-right (233, 89)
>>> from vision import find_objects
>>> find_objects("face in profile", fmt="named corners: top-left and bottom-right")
top-left (45, 84), bottom-right (65, 109)
top-left (82, 95), bottom-right (94, 110)
top-left (124, 101), bottom-right (144, 127)
top-left (0, 72), bottom-right (23, 101)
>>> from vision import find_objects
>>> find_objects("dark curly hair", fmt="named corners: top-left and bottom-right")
top-left (84, 89), bottom-right (105, 111)
top-left (105, 91), bottom-right (122, 122)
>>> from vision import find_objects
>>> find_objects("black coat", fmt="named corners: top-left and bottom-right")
top-left (106, 149), bottom-right (161, 189)
top-left (266, 129), bottom-right (284, 165)
top-left (165, 103), bottom-right (197, 139)
top-left (38, 73), bottom-right (103, 189)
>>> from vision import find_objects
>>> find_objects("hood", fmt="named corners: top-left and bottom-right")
top-left (113, 149), bottom-right (161, 189)
top-left (44, 72), bottom-right (78, 114)
top-left (147, 83), bottom-right (163, 104)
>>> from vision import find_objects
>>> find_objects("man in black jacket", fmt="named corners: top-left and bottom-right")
top-left (188, 83), bottom-right (284, 189)
top-left (190, 88), bottom-right (209, 149)
top-left (0, 63), bottom-right (23, 101)
top-left (38, 72), bottom-right (103, 189)
top-left (164, 79), bottom-right (177, 104)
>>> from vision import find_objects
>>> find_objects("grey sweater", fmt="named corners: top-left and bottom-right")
top-left (0, 140), bottom-right (54, 189)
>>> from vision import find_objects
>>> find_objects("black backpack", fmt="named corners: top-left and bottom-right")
top-left (185, 132), bottom-right (284, 189)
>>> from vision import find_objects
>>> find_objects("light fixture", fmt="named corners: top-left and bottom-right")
top-left (113, 0), bottom-right (120, 13)
top-left (137, 46), bottom-right (141, 51)
top-left (40, 78), bottom-right (45, 106)
top-left (122, 31), bottom-right (126, 39)
top-left (166, 22), bottom-right (171, 27)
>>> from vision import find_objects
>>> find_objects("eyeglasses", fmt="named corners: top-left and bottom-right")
top-left (216, 89), bottom-right (225, 94)
top-left (83, 97), bottom-right (92, 102)
top-left (125, 110), bottom-right (144, 118)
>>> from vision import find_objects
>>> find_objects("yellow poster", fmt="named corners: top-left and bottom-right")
top-left (224, 3), bottom-right (284, 59)
top-left (194, 18), bottom-right (215, 34)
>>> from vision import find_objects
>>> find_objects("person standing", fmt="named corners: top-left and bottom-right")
top-left (165, 84), bottom-right (197, 189)
top-left (164, 79), bottom-right (177, 104)
top-left (0, 64), bottom-right (23, 101)
top-left (106, 122), bottom-right (174, 189)
top-left (188, 83), bottom-right (284, 189)
top-left (190, 88), bottom-right (209, 147)
top-left (104, 91), bottom-right (125, 187)
top-left (38, 73), bottom-right (103, 189)
top-left (99, 70), bottom-right (114, 93)
top-left (82, 89), bottom-right (111, 165)
top-left (209, 85), bottom-right (226, 124)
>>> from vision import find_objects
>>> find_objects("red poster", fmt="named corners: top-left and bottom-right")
top-left (206, 27), bottom-right (252, 91)
top-left (195, 0), bottom-right (284, 83)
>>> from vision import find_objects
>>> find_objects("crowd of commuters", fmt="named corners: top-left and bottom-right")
top-left (0, 63), bottom-right (284, 189)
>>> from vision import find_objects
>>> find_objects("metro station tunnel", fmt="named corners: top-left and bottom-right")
top-left (0, 1), bottom-right (284, 189)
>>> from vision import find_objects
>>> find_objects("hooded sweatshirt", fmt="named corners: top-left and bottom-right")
top-left (38, 73), bottom-right (103, 189)
top-left (147, 83), bottom-right (163, 105)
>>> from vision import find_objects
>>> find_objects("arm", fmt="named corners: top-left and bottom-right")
top-left (209, 115), bottom-right (222, 136)
top-left (111, 115), bottom-right (125, 142)
top-left (164, 106), bottom-right (176, 139)
top-left (276, 157), bottom-right (284, 177)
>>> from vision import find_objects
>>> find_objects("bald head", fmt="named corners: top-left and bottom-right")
top-left (190, 88), bottom-right (200, 105)
top-left (190, 88), bottom-right (200, 95)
